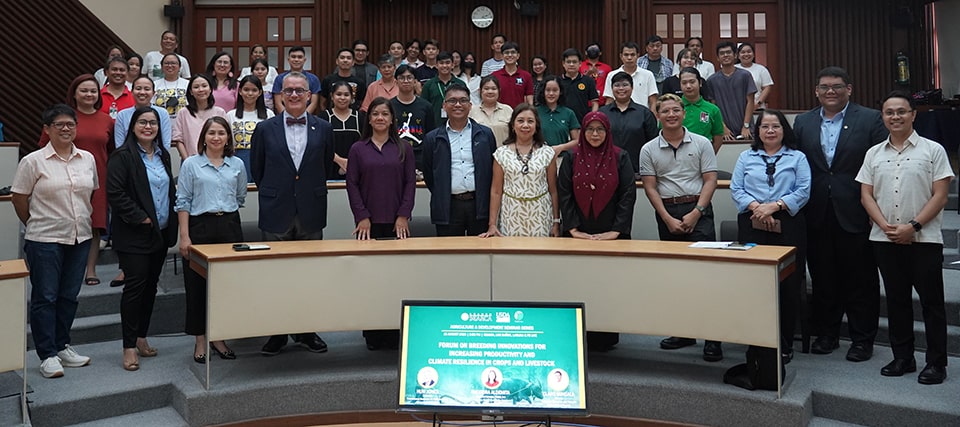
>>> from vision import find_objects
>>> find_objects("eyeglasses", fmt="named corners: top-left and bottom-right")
top-left (584, 127), bottom-right (606, 134)
top-left (883, 109), bottom-right (914, 117)
top-left (502, 50), bottom-right (519, 56)
top-left (444, 98), bottom-right (471, 105)
top-left (136, 120), bottom-right (159, 127)
top-left (397, 75), bottom-right (417, 82)
top-left (816, 84), bottom-right (847, 93)
top-left (49, 121), bottom-right (77, 130)
top-left (281, 88), bottom-right (308, 96)
top-left (162, 62), bottom-right (179, 66)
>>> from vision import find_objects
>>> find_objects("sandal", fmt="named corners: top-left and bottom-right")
top-left (84, 277), bottom-right (101, 286)
top-left (136, 345), bottom-right (158, 358)
top-left (123, 349), bottom-right (139, 371)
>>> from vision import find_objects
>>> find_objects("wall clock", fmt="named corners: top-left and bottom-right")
top-left (471, 6), bottom-right (494, 29)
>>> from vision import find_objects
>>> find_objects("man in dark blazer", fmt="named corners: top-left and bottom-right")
top-left (250, 71), bottom-right (335, 356)
top-left (794, 66), bottom-right (887, 362)
top-left (422, 83), bottom-right (497, 236)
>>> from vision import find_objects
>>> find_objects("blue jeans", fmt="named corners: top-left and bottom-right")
top-left (24, 239), bottom-right (92, 360)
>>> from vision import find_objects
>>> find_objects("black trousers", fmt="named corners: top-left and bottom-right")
top-left (262, 215), bottom-right (323, 344)
top-left (363, 222), bottom-right (401, 348)
top-left (183, 212), bottom-right (243, 336)
top-left (807, 203), bottom-right (879, 344)
top-left (118, 249), bottom-right (167, 349)
top-left (655, 201), bottom-right (716, 242)
top-left (874, 242), bottom-right (948, 367)
top-left (436, 197), bottom-right (487, 236)
top-left (737, 211), bottom-right (806, 351)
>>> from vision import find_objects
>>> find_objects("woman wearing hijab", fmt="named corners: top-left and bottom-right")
top-left (557, 111), bottom-right (636, 351)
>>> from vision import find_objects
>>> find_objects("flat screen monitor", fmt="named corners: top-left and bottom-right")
top-left (398, 300), bottom-right (588, 416)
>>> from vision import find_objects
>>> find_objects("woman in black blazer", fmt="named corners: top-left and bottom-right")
top-left (107, 106), bottom-right (178, 371)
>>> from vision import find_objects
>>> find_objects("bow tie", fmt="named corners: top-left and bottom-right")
top-left (286, 117), bottom-right (306, 126)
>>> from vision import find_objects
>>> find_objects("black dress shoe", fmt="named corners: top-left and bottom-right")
top-left (880, 358), bottom-right (917, 377)
top-left (660, 336), bottom-right (697, 350)
top-left (810, 336), bottom-right (839, 354)
top-left (703, 341), bottom-right (723, 362)
top-left (211, 346), bottom-right (236, 360)
top-left (782, 349), bottom-right (794, 365)
top-left (846, 343), bottom-right (873, 362)
top-left (261, 335), bottom-right (288, 356)
top-left (918, 365), bottom-right (947, 385)
top-left (194, 353), bottom-right (206, 364)
top-left (295, 334), bottom-right (328, 353)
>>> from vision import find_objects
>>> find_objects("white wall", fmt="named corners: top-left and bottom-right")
top-left (80, 0), bottom-right (170, 56)
top-left (938, 0), bottom-right (960, 97)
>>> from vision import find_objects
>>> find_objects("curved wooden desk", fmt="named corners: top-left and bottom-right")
top-left (190, 237), bottom-right (794, 349)
top-left (0, 259), bottom-right (29, 425)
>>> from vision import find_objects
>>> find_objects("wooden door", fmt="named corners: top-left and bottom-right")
top-left (193, 7), bottom-right (315, 74)
top-left (652, 2), bottom-right (780, 107)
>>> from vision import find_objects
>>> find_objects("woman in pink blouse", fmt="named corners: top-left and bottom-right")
top-left (173, 74), bottom-right (227, 159)
top-left (205, 52), bottom-right (238, 111)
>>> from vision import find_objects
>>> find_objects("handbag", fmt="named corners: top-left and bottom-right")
top-left (723, 345), bottom-right (783, 391)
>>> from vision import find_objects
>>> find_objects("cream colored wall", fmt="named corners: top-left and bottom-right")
top-left (79, 0), bottom-right (170, 56)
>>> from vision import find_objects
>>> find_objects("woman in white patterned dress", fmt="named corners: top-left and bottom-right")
top-left (481, 103), bottom-right (560, 237)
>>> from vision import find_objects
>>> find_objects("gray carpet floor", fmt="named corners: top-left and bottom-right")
top-left (4, 332), bottom-right (957, 427)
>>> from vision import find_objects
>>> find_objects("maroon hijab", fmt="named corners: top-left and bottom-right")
top-left (572, 111), bottom-right (620, 219)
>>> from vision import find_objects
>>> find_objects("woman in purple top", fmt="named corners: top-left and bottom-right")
top-left (346, 96), bottom-right (416, 351)
top-left (346, 96), bottom-right (416, 241)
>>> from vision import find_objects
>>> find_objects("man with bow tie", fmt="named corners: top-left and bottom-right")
top-left (250, 71), bottom-right (335, 356)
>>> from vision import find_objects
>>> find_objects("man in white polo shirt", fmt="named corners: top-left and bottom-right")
top-left (603, 42), bottom-right (659, 111)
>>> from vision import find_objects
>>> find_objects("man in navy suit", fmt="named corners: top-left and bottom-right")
top-left (250, 71), bottom-right (335, 356)
top-left (794, 66), bottom-right (887, 362)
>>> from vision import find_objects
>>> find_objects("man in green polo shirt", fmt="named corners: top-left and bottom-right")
top-left (679, 67), bottom-right (724, 153)
top-left (421, 51), bottom-right (465, 127)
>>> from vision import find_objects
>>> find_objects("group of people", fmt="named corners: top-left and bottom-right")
top-left (10, 30), bottom-right (952, 387)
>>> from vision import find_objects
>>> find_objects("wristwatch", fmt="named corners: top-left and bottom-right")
top-left (743, 122), bottom-right (751, 129)
top-left (776, 200), bottom-right (784, 211)
top-left (695, 205), bottom-right (706, 214)
top-left (909, 220), bottom-right (922, 232)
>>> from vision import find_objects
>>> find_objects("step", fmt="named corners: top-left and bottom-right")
top-left (27, 286), bottom-right (187, 349)
top-left (66, 407), bottom-right (188, 427)
top-left (807, 417), bottom-right (867, 427)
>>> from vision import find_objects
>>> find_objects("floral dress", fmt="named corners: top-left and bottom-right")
top-left (493, 144), bottom-right (555, 236)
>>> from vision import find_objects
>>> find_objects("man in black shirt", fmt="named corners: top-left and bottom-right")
top-left (321, 48), bottom-right (366, 111)
top-left (558, 48), bottom-right (599, 123)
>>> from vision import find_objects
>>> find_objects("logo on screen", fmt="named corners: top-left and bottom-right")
top-left (496, 312), bottom-right (510, 323)
top-left (514, 311), bottom-right (524, 321)
top-left (461, 312), bottom-right (493, 322)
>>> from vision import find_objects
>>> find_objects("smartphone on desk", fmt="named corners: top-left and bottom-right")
top-left (232, 243), bottom-right (271, 251)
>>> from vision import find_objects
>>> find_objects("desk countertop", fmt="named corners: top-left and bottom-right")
top-left (191, 236), bottom-right (794, 265)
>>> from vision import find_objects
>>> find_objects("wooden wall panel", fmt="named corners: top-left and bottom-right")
top-left (780, 0), bottom-right (931, 110)
top-left (347, 0), bottom-right (605, 73)
top-left (0, 0), bottom-right (133, 156)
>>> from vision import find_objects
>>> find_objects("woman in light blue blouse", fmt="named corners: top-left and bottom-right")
top-left (175, 116), bottom-right (247, 364)
top-left (731, 109), bottom-right (810, 362)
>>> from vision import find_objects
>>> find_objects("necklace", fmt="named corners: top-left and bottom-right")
top-left (515, 145), bottom-right (533, 175)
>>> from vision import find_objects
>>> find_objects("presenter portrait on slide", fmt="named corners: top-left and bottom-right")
top-left (250, 71), bottom-right (335, 356)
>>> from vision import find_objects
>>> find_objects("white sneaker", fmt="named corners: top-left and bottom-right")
top-left (57, 345), bottom-right (91, 367)
top-left (40, 357), bottom-right (64, 378)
